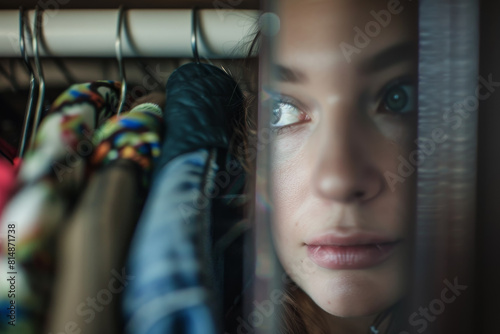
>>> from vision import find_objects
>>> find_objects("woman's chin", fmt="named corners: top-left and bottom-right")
top-left (301, 270), bottom-right (407, 319)
top-left (314, 297), bottom-right (391, 319)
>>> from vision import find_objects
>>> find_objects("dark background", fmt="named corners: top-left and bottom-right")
top-left (477, 0), bottom-right (500, 332)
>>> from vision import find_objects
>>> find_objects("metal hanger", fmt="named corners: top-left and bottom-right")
top-left (18, 7), bottom-right (37, 157)
top-left (29, 6), bottom-right (45, 149)
top-left (115, 5), bottom-right (127, 115)
top-left (191, 7), bottom-right (200, 64)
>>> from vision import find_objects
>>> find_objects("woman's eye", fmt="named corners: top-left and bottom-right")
top-left (271, 101), bottom-right (309, 128)
top-left (380, 83), bottom-right (416, 114)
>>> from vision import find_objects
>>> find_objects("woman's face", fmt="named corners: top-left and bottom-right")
top-left (269, 0), bottom-right (418, 319)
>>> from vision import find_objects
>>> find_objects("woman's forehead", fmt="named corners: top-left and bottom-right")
top-left (275, 0), bottom-right (417, 71)
top-left (277, 0), bottom-right (399, 27)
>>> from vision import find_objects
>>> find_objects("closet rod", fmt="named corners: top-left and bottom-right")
top-left (0, 9), bottom-right (259, 58)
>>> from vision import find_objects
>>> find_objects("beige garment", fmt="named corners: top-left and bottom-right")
top-left (46, 159), bottom-right (144, 334)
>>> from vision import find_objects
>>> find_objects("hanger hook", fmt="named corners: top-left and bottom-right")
top-left (115, 5), bottom-right (127, 115)
top-left (19, 8), bottom-right (32, 70)
top-left (18, 7), bottom-right (37, 157)
top-left (29, 6), bottom-right (46, 149)
top-left (191, 7), bottom-right (200, 64)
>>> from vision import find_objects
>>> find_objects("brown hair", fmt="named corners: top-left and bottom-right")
top-left (279, 282), bottom-right (334, 334)
top-left (227, 30), bottom-right (260, 175)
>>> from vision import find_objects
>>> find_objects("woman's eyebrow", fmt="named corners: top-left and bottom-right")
top-left (270, 42), bottom-right (416, 82)
top-left (271, 64), bottom-right (307, 83)
top-left (360, 41), bottom-right (417, 74)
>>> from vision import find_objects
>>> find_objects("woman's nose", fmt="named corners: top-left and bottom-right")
top-left (311, 111), bottom-right (384, 204)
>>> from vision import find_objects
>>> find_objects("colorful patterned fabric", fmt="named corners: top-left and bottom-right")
top-left (0, 81), bottom-right (121, 334)
top-left (1, 80), bottom-right (121, 255)
top-left (91, 103), bottom-right (164, 176)
top-left (19, 81), bottom-right (121, 185)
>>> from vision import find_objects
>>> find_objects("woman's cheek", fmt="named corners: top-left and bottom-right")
top-left (373, 115), bottom-right (417, 150)
top-left (273, 133), bottom-right (303, 163)
top-left (272, 156), bottom-right (302, 213)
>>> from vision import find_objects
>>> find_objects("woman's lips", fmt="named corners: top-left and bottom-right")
top-left (305, 232), bottom-right (401, 270)
top-left (306, 242), bottom-right (400, 270)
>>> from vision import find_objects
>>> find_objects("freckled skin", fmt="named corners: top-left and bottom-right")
top-left (269, 0), bottom-right (418, 332)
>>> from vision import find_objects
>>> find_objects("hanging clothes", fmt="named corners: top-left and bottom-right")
top-left (45, 103), bottom-right (164, 334)
top-left (124, 149), bottom-right (220, 334)
top-left (90, 102), bottom-right (163, 184)
top-left (0, 158), bottom-right (20, 215)
top-left (0, 136), bottom-right (17, 165)
top-left (210, 184), bottom-right (252, 334)
top-left (0, 81), bottom-right (121, 334)
top-left (18, 80), bottom-right (120, 184)
top-left (122, 63), bottom-right (248, 334)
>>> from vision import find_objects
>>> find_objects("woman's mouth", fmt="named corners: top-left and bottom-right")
top-left (306, 242), bottom-right (400, 270)
top-left (305, 232), bottom-right (401, 270)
